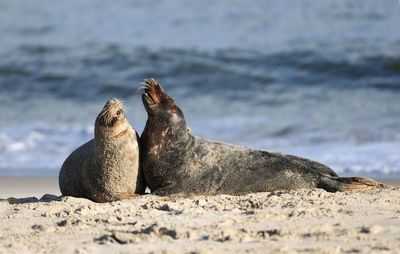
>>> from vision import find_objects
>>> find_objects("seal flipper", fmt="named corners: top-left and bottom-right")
top-left (318, 175), bottom-right (390, 192)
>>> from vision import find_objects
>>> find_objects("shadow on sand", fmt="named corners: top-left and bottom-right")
top-left (1, 194), bottom-right (63, 204)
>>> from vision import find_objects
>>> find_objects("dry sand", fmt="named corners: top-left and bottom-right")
top-left (0, 178), bottom-right (400, 254)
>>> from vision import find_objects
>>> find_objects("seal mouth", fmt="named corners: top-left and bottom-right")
top-left (141, 78), bottom-right (162, 106)
top-left (143, 87), bottom-right (155, 105)
top-left (97, 98), bottom-right (125, 127)
top-left (141, 78), bottom-right (177, 115)
top-left (108, 109), bottom-right (123, 126)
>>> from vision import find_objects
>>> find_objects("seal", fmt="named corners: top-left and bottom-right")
top-left (140, 78), bottom-right (388, 196)
top-left (59, 98), bottom-right (145, 202)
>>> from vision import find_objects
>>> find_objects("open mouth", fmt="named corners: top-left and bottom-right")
top-left (142, 79), bottom-right (157, 105)
top-left (109, 115), bottom-right (118, 126)
top-left (144, 89), bottom-right (155, 105)
top-left (108, 109), bottom-right (122, 127)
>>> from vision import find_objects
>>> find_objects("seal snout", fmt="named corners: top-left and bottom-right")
top-left (97, 98), bottom-right (125, 127)
top-left (142, 78), bottom-right (173, 107)
top-left (142, 78), bottom-right (160, 106)
top-left (143, 87), bottom-right (156, 105)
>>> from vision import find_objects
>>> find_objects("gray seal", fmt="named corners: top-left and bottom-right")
top-left (140, 78), bottom-right (388, 197)
top-left (59, 98), bottom-right (145, 202)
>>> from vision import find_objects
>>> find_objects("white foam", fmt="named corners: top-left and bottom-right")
top-left (0, 120), bottom-right (399, 178)
top-left (0, 123), bottom-right (93, 176)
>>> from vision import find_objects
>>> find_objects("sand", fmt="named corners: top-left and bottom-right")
top-left (0, 178), bottom-right (400, 254)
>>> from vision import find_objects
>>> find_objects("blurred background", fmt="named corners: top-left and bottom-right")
top-left (0, 0), bottom-right (399, 178)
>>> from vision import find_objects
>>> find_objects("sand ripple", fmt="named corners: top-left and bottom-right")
top-left (1, 188), bottom-right (400, 253)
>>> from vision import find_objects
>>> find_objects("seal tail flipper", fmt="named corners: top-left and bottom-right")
top-left (318, 176), bottom-right (390, 192)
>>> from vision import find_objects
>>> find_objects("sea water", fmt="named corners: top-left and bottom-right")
top-left (0, 0), bottom-right (399, 177)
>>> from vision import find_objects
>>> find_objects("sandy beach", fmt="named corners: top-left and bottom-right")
top-left (0, 178), bottom-right (399, 253)
top-left (1, 1), bottom-right (400, 253)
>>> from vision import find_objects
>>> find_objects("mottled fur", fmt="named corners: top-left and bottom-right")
top-left (59, 98), bottom-right (145, 202)
top-left (140, 79), bottom-right (388, 197)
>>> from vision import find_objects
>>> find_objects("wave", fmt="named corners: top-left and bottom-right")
top-left (0, 120), bottom-right (399, 178)
top-left (1, 46), bottom-right (400, 102)
top-left (0, 123), bottom-right (93, 175)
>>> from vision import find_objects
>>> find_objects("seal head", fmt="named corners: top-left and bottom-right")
top-left (96, 98), bottom-right (125, 128)
top-left (142, 78), bottom-right (187, 135)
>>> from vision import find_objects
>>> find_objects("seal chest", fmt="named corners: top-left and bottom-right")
top-left (140, 79), bottom-right (389, 197)
top-left (59, 98), bottom-right (145, 202)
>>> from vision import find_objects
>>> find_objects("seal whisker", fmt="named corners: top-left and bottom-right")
top-left (138, 81), bottom-right (149, 89)
top-left (145, 78), bottom-right (159, 86)
top-left (139, 85), bottom-right (151, 90)
top-left (172, 92), bottom-right (183, 100)
top-left (122, 104), bottom-right (127, 113)
top-left (138, 82), bottom-right (152, 91)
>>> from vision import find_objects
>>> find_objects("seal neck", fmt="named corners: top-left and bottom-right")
top-left (94, 118), bottom-right (130, 144)
top-left (144, 114), bottom-right (189, 142)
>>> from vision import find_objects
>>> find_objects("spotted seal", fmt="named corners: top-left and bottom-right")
top-left (59, 98), bottom-right (145, 202)
top-left (140, 78), bottom-right (388, 196)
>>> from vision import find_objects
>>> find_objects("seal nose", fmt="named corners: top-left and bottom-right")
top-left (143, 78), bottom-right (157, 91)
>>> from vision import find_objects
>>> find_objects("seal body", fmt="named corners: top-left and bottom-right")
top-left (140, 79), bottom-right (388, 196)
top-left (59, 98), bottom-right (145, 202)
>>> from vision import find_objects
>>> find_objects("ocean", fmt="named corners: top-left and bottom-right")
top-left (0, 0), bottom-right (399, 178)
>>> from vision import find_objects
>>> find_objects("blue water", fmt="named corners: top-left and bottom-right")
top-left (1, 0), bottom-right (400, 177)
